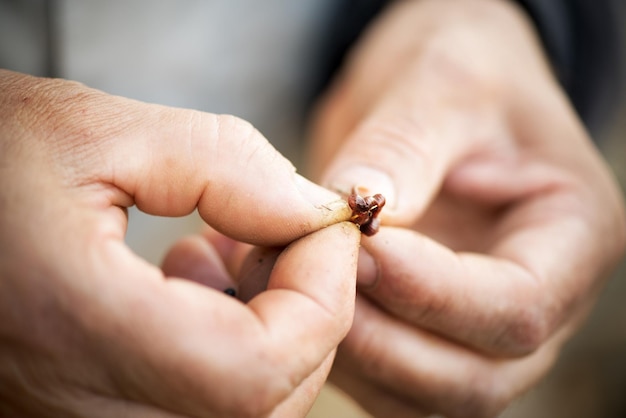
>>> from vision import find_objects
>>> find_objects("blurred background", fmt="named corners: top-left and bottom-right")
top-left (1, 1), bottom-right (624, 417)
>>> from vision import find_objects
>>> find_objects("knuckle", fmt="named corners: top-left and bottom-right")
top-left (416, 34), bottom-right (498, 95)
top-left (356, 114), bottom-right (434, 165)
top-left (213, 113), bottom-right (287, 169)
top-left (214, 113), bottom-right (262, 151)
top-left (498, 303), bottom-right (550, 355)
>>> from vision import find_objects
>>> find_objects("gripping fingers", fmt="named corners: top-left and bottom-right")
top-left (360, 227), bottom-right (549, 356)
top-left (335, 296), bottom-right (565, 418)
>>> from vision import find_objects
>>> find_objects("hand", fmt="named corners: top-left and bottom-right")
top-left (0, 70), bottom-right (359, 417)
top-left (307, 0), bottom-right (626, 416)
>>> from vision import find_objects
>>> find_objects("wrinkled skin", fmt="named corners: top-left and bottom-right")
top-left (306, 0), bottom-right (626, 416)
top-left (177, 0), bottom-right (626, 417)
top-left (5, 0), bottom-right (624, 416)
top-left (0, 70), bottom-right (359, 417)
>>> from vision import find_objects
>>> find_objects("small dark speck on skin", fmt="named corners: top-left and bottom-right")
top-left (224, 288), bottom-right (237, 297)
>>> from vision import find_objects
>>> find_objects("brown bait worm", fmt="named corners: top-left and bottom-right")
top-left (347, 186), bottom-right (385, 236)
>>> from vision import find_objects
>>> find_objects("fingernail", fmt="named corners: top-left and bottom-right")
top-left (357, 247), bottom-right (379, 288)
top-left (327, 166), bottom-right (396, 209)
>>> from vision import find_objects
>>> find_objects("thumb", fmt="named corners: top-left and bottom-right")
top-left (317, 69), bottom-right (501, 226)
top-left (35, 79), bottom-right (351, 245)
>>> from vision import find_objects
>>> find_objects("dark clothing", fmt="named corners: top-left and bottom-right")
top-left (315, 0), bottom-right (625, 137)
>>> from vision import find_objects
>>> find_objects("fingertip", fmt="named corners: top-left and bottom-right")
top-left (268, 221), bottom-right (361, 313)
